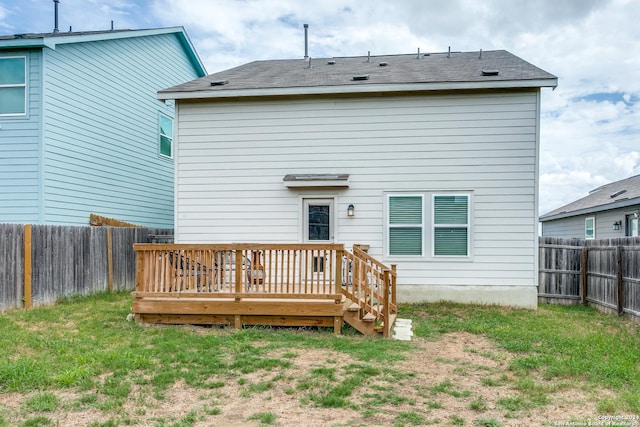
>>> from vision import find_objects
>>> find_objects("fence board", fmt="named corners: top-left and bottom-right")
top-left (0, 224), bottom-right (172, 311)
top-left (0, 224), bottom-right (24, 311)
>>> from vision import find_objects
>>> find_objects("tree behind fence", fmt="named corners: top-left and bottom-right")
top-left (0, 224), bottom-right (172, 311)
top-left (539, 236), bottom-right (640, 320)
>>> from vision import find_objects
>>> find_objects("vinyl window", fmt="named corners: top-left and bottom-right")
top-left (388, 195), bottom-right (423, 256)
top-left (585, 217), bottom-right (595, 239)
top-left (433, 195), bottom-right (469, 256)
top-left (159, 114), bottom-right (173, 158)
top-left (0, 57), bottom-right (26, 115)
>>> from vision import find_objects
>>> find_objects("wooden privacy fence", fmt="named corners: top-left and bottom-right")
top-left (0, 223), bottom-right (172, 311)
top-left (539, 236), bottom-right (640, 319)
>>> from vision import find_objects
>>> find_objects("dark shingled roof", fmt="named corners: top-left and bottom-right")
top-left (159, 49), bottom-right (557, 97)
top-left (540, 174), bottom-right (640, 221)
top-left (0, 29), bottom-right (136, 40)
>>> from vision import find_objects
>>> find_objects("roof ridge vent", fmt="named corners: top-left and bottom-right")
top-left (327, 60), bottom-right (336, 65)
top-left (482, 69), bottom-right (499, 76)
top-left (379, 62), bottom-right (388, 67)
top-left (352, 75), bottom-right (369, 81)
top-left (610, 189), bottom-right (627, 198)
top-left (210, 80), bottom-right (229, 86)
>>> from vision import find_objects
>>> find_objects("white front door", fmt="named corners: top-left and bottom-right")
top-left (303, 198), bottom-right (334, 242)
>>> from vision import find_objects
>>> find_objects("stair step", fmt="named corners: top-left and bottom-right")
top-left (362, 313), bottom-right (376, 322)
top-left (392, 317), bottom-right (414, 341)
top-left (348, 302), bottom-right (360, 312)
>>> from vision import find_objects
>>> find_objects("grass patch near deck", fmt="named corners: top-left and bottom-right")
top-left (0, 292), bottom-right (638, 425)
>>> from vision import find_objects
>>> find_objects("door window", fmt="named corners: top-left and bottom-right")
top-left (304, 199), bottom-right (334, 242)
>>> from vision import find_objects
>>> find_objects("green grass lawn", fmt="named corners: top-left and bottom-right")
top-left (0, 292), bottom-right (638, 427)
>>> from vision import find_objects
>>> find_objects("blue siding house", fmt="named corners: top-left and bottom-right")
top-left (0, 27), bottom-right (206, 227)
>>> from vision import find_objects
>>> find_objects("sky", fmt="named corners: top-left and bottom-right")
top-left (1, 0), bottom-right (639, 216)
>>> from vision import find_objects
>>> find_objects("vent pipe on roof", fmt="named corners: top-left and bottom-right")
top-left (479, 49), bottom-right (482, 59)
top-left (447, 46), bottom-right (451, 58)
top-left (53, 0), bottom-right (60, 33)
top-left (417, 47), bottom-right (420, 59)
top-left (367, 51), bottom-right (370, 63)
top-left (111, 20), bottom-right (114, 31)
top-left (303, 24), bottom-right (309, 60)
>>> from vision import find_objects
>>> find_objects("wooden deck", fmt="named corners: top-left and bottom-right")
top-left (132, 243), bottom-right (397, 337)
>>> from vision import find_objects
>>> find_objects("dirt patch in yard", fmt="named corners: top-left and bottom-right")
top-left (0, 332), bottom-right (609, 426)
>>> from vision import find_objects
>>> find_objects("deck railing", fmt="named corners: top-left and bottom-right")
top-left (343, 246), bottom-right (397, 337)
top-left (134, 243), bottom-right (345, 300)
top-left (133, 243), bottom-right (397, 336)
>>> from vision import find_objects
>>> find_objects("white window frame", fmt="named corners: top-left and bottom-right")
top-left (0, 56), bottom-right (27, 116)
top-left (626, 213), bottom-right (639, 237)
top-left (159, 113), bottom-right (174, 159)
top-left (432, 194), bottom-right (471, 257)
top-left (585, 217), bottom-right (595, 239)
top-left (386, 194), bottom-right (424, 257)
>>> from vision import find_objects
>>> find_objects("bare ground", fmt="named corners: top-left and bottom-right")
top-left (1, 332), bottom-right (609, 426)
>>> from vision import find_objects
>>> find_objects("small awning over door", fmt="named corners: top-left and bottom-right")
top-left (283, 174), bottom-right (349, 188)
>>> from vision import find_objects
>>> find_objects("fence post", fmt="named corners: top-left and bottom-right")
top-left (616, 246), bottom-right (623, 315)
top-left (24, 224), bottom-right (32, 308)
top-left (581, 247), bottom-right (588, 305)
top-left (107, 227), bottom-right (114, 293)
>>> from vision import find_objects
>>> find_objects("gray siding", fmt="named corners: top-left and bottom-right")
top-left (175, 90), bottom-right (540, 291)
top-left (0, 50), bottom-right (42, 223)
top-left (541, 205), bottom-right (640, 239)
top-left (41, 33), bottom-right (200, 227)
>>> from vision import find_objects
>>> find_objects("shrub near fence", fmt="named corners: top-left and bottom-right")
top-left (539, 236), bottom-right (640, 320)
top-left (0, 224), bottom-right (172, 311)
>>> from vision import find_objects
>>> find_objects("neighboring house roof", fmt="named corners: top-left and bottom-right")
top-left (540, 174), bottom-right (640, 221)
top-left (0, 27), bottom-right (206, 76)
top-left (158, 49), bottom-right (557, 100)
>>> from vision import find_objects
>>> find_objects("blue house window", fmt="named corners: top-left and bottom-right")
top-left (0, 56), bottom-right (26, 115)
top-left (159, 114), bottom-right (173, 158)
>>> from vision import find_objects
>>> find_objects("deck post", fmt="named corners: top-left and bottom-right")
top-left (234, 249), bottom-right (243, 296)
top-left (135, 246), bottom-right (144, 292)
top-left (383, 269), bottom-right (391, 338)
top-left (334, 316), bottom-right (342, 335)
top-left (391, 264), bottom-right (397, 307)
top-left (335, 246), bottom-right (343, 294)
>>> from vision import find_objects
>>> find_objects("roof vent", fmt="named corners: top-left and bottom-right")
top-left (610, 189), bottom-right (627, 198)
top-left (210, 80), bottom-right (229, 86)
top-left (53, 0), bottom-right (60, 33)
top-left (327, 60), bottom-right (336, 65)
top-left (379, 62), bottom-right (388, 67)
top-left (352, 75), bottom-right (370, 81)
top-left (482, 69), bottom-right (499, 76)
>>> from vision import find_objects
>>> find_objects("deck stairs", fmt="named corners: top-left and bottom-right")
top-left (340, 247), bottom-right (398, 338)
